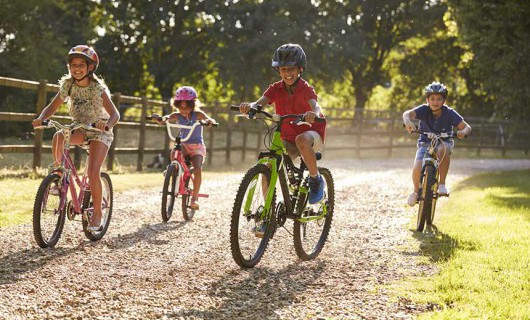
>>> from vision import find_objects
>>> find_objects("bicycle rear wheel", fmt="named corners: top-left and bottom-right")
top-left (82, 172), bottom-right (113, 241)
top-left (417, 165), bottom-right (436, 232)
top-left (230, 163), bottom-right (276, 268)
top-left (33, 174), bottom-right (66, 248)
top-left (293, 167), bottom-right (334, 261)
top-left (161, 164), bottom-right (179, 222)
top-left (182, 168), bottom-right (195, 221)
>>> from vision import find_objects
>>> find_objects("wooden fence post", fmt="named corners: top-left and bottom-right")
top-left (107, 92), bottom-right (121, 171)
top-left (33, 80), bottom-right (47, 170)
top-left (241, 122), bottom-right (248, 161)
top-left (137, 96), bottom-right (148, 171)
top-left (163, 101), bottom-right (171, 166)
top-left (355, 108), bottom-right (363, 158)
top-left (388, 117), bottom-right (395, 157)
top-left (499, 123), bottom-right (506, 157)
top-left (226, 110), bottom-right (233, 164)
top-left (476, 119), bottom-right (483, 156)
top-left (74, 147), bottom-right (82, 169)
top-left (207, 103), bottom-right (218, 166)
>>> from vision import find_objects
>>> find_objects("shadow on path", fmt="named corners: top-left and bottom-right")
top-left (169, 261), bottom-right (326, 319)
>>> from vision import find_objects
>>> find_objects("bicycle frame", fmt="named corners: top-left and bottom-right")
top-left (165, 121), bottom-right (208, 199)
top-left (42, 120), bottom-right (107, 217)
top-left (241, 109), bottom-right (327, 223)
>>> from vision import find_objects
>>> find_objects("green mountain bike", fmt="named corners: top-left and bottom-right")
top-left (229, 105), bottom-right (334, 268)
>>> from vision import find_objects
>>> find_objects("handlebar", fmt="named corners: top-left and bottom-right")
top-left (35, 119), bottom-right (108, 132)
top-left (229, 104), bottom-right (326, 125)
top-left (146, 114), bottom-right (219, 142)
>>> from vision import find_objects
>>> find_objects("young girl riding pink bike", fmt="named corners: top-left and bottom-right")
top-left (148, 86), bottom-right (217, 221)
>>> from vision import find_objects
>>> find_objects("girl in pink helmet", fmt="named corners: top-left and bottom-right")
top-left (155, 86), bottom-right (217, 210)
top-left (32, 45), bottom-right (120, 231)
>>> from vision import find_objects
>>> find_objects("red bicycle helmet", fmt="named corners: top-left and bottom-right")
top-left (67, 45), bottom-right (99, 72)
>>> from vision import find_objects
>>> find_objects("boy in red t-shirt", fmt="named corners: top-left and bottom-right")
top-left (239, 43), bottom-right (326, 206)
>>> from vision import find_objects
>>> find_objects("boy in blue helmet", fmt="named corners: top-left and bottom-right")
top-left (403, 81), bottom-right (472, 206)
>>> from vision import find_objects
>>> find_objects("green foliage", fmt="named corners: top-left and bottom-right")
top-left (448, 0), bottom-right (530, 120)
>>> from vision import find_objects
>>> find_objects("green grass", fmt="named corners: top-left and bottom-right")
top-left (396, 170), bottom-right (530, 319)
top-left (0, 172), bottom-right (164, 227)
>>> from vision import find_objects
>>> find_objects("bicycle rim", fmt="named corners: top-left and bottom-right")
top-left (162, 165), bottom-right (178, 222)
top-left (230, 164), bottom-right (276, 268)
top-left (82, 172), bottom-right (113, 241)
top-left (293, 167), bottom-right (334, 261)
top-left (417, 165), bottom-right (435, 232)
top-left (33, 174), bottom-right (66, 248)
top-left (182, 174), bottom-right (195, 221)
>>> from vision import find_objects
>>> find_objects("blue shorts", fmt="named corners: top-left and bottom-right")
top-left (415, 140), bottom-right (454, 160)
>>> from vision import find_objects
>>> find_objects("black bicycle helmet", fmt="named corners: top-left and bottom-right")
top-left (425, 81), bottom-right (448, 99)
top-left (271, 43), bottom-right (307, 70)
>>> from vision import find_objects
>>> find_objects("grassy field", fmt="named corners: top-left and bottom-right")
top-left (0, 172), bottom-right (165, 227)
top-left (396, 170), bottom-right (530, 319)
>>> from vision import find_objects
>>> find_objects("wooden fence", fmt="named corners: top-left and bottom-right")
top-left (1, 76), bottom-right (528, 172)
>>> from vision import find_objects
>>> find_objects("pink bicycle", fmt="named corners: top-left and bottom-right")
top-left (33, 120), bottom-right (113, 248)
top-left (147, 114), bottom-right (218, 221)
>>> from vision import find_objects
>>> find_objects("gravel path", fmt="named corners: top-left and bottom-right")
top-left (1, 158), bottom-right (528, 319)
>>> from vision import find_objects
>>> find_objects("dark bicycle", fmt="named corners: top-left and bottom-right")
top-left (411, 131), bottom-right (452, 232)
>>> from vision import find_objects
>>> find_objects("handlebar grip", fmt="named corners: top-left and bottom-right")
top-left (41, 120), bottom-right (49, 126)
top-left (230, 105), bottom-right (241, 111)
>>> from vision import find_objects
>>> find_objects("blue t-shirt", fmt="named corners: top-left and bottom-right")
top-left (413, 104), bottom-right (464, 142)
top-left (177, 112), bottom-right (204, 144)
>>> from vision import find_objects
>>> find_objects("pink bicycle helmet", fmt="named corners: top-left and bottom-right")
top-left (67, 45), bottom-right (99, 72)
top-left (174, 86), bottom-right (198, 101)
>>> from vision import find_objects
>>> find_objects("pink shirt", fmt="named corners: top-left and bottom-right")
top-left (263, 79), bottom-right (326, 143)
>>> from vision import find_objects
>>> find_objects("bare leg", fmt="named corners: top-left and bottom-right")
top-left (412, 159), bottom-right (422, 193)
top-left (295, 132), bottom-right (317, 176)
top-left (51, 131), bottom-right (85, 168)
top-left (436, 145), bottom-right (450, 185)
top-left (190, 155), bottom-right (203, 199)
top-left (86, 141), bottom-right (109, 227)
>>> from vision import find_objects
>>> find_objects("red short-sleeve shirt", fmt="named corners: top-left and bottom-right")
top-left (264, 79), bottom-right (326, 143)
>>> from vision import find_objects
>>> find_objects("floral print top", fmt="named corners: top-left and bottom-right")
top-left (58, 79), bottom-right (110, 125)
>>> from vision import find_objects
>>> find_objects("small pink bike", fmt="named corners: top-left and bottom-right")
top-left (33, 120), bottom-right (113, 248)
top-left (147, 114), bottom-right (218, 222)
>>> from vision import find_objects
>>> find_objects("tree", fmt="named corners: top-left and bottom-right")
top-left (315, 0), bottom-right (448, 120)
top-left (448, 0), bottom-right (530, 120)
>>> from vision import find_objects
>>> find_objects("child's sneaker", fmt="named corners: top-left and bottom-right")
top-left (252, 222), bottom-right (266, 238)
top-left (308, 174), bottom-right (325, 204)
top-left (407, 192), bottom-right (418, 207)
top-left (437, 184), bottom-right (449, 195)
top-left (190, 197), bottom-right (200, 210)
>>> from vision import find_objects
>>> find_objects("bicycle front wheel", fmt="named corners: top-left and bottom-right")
top-left (162, 164), bottom-right (179, 222)
top-left (417, 164), bottom-right (436, 232)
top-left (182, 168), bottom-right (195, 221)
top-left (293, 167), bottom-right (334, 261)
top-left (230, 163), bottom-right (276, 268)
top-left (33, 174), bottom-right (66, 248)
top-left (82, 172), bottom-right (113, 241)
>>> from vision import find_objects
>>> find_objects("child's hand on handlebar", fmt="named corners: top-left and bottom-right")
top-left (202, 119), bottom-right (218, 127)
top-left (239, 102), bottom-right (254, 114)
top-left (32, 118), bottom-right (44, 128)
top-left (404, 119), bottom-right (416, 133)
top-left (303, 111), bottom-right (318, 124)
top-left (95, 120), bottom-right (109, 131)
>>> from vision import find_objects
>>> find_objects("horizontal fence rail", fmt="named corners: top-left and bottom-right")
top-left (1, 76), bottom-right (529, 172)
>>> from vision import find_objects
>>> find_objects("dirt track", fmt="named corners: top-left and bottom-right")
top-left (1, 158), bottom-right (529, 319)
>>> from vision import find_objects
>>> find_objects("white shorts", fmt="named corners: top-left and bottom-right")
top-left (283, 130), bottom-right (324, 159)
